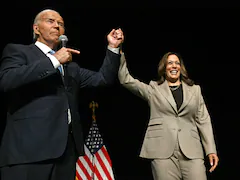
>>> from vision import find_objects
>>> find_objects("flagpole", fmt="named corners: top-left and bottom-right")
top-left (89, 101), bottom-right (98, 180)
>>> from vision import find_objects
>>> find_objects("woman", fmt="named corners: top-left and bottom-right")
top-left (118, 51), bottom-right (219, 180)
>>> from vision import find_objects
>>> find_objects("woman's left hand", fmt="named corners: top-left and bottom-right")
top-left (208, 153), bottom-right (219, 172)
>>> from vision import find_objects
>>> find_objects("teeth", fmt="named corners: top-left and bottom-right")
top-left (170, 70), bottom-right (177, 74)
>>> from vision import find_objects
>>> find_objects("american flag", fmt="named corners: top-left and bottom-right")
top-left (76, 102), bottom-right (115, 180)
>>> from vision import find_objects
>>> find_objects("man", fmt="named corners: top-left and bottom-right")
top-left (0, 9), bottom-right (124, 180)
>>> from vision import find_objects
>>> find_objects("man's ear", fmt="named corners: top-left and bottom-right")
top-left (33, 25), bottom-right (40, 35)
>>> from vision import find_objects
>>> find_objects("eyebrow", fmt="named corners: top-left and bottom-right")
top-left (44, 17), bottom-right (63, 21)
top-left (168, 60), bottom-right (180, 62)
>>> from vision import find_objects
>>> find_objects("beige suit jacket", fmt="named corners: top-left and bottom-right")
top-left (118, 53), bottom-right (217, 159)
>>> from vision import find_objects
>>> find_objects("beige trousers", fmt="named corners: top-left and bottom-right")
top-left (151, 139), bottom-right (207, 180)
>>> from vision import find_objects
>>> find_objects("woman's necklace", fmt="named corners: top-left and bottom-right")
top-left (169, 85), bottom-right (180, 91)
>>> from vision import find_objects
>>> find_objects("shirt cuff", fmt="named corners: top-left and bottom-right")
top-left (46, 53), bottom-right (61, 68)
top-left (107, 46), bottom-right (120, 54)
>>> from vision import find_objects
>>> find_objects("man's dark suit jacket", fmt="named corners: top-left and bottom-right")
top-left (0, 43), bottom-right (120, 167)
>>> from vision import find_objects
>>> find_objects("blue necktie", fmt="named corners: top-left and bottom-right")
top-left (49, 50), bottom-right (63, 74)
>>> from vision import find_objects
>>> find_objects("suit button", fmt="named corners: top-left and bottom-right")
top-left (178, 129), bottom-right (181, 132)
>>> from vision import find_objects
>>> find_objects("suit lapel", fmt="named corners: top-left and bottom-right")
top-left (158, 81), bottom-right (195, 114)
top-left (30, 44), bottom-right (65, 84)
top-left (178, 82), bottom-right (195, 112)
top-left (159, 80), bottom-right (178, 114)
top-left (29, 44), bottom-right (48, 60)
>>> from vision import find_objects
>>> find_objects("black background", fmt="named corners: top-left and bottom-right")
top-left (0, 1), bottom-right (240, 179)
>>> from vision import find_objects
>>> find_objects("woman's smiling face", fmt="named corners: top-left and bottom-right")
top-left (165, 54), bottom-right (181, 83)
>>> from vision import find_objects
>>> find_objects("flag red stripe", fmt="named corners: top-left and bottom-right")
top-left (101, 145), bottom-right (112, 166)
top-left (94, 165), bottom-right (103, 180)
top-left (83, 155), bottom-right (94, 171)
top-left (95, 149), bottom-right (113, 180)
top-left (76, 170), bottom-right (82, 180)
top-left (77, 158), bottom-right (92, 180)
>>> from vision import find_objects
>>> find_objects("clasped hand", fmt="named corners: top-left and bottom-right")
top-left (107, 28), bottom-right (124, 48)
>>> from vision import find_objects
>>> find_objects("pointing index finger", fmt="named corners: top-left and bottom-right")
top-left (67, 48), bottom-right (80, 54)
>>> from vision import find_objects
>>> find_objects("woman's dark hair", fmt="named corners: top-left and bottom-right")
top-left (157, 52), bottom-right (194, 86)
